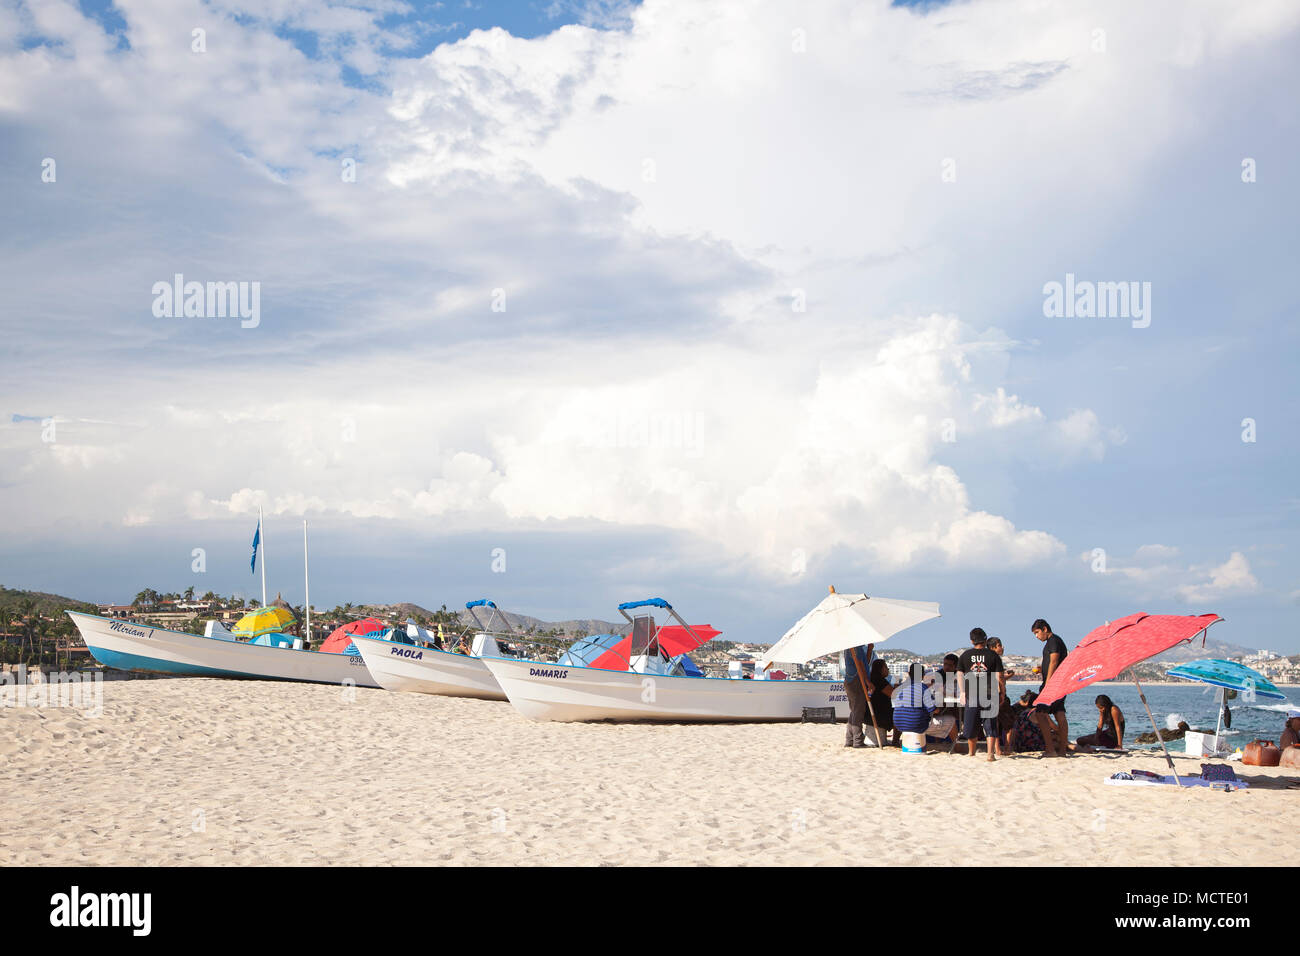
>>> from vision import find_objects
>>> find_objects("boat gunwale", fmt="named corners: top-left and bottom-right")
top-left (479, 653), bottom-right (844, 686)
top-left (67, 610), bottom-right (347, 658)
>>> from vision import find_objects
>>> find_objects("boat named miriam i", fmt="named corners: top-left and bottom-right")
top-left (67, 611), bottom-right (379, 687)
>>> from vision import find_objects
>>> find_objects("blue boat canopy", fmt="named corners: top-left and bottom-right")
top-left (618, 598), bottom-right (671, 611)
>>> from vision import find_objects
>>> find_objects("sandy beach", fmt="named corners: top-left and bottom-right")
top-left (3, 677), bottom-right (1297, 867)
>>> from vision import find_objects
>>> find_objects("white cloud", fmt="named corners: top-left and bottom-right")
top-left (1177, 552), bottom-right (1261, 605)
top-left (0, 0), bottom-right (1294, 602)
top-left (1085, 545), bottom-right (1264, 605)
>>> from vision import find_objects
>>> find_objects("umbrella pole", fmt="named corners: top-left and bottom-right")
top-left (303, 519), bottom-right (311, 647)
top-left (858, 666), bottom-right (884, 748)
top-left (1134, 675), bottom-right (1181, 787)
top-left (259, 506), bottom-right (268, 609)
top-left (1213, 686), bottom-right (1225, 756)
top-left (852, 641), bottom-right (883, 747)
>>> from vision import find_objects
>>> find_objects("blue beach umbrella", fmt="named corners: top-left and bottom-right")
top-left (1165, 659), bottom-right (1286, 701)
top-left (1166, 658), bottom-right (1288, 751)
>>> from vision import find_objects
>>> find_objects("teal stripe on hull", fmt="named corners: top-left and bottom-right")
top-left (88, 645), bottom-right (287, 681)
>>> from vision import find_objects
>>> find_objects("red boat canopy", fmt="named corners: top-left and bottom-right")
top-left (589, 624), bottom-right (721, 671)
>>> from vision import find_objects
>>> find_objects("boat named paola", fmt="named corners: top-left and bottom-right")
top-left (349, 599), bottom-right (524, 700)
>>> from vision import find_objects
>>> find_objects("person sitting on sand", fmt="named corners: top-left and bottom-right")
top-left (926, 655), bottom-right (962, 746)
top-left (1073, 695), bottom-right (1126, 751)
top-left (868, 658), bottom-right (897, 745)
top-left (892, 662), bottom-right (938, 746)
top-left (1280, 710), bottom-right (1300, 751)
top-left (1007, 691), bottom-right (1046, 753)
top-left (1280, 711), bottom-right (1300, 769)
top-left (919, 669), bottom-right (960, 749)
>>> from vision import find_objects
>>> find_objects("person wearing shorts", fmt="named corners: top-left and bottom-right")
top-left (1030, 618), bottom-right (1069, 756)
top-left (958, 627), bottom-right (1005, 761)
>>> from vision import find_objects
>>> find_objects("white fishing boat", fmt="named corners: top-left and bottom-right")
top-left (482, 655), bottom-right (851, 722)
top-left (67, 611), bottom-right (379, 687)
top-left (349, 600), bottom-right (521, 700)
top-left (480, 598), bottom-right (851, 722)
top-left (65, 512), bottom-right (378, 686)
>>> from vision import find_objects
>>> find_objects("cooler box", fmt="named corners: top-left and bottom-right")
top-left (1185, 731), bottom-right (1228, 757)
top-left (901, 732), bottom-right (926, 754)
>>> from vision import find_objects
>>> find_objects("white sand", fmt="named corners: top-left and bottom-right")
top-left (2, 677), bottom-right (1297, 866)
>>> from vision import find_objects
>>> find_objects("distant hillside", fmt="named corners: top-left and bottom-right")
top-left (0, 586), bottom-right (97, 616)
top-left (1151, 636), bottom-right (1259, 663)
top-left (343, 602), bottom-right (622, 636)
top-left (455, 608), bottom-right (623, 636)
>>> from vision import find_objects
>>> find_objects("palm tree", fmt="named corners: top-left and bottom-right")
top-left (17, 599), bottom-right (36, 663)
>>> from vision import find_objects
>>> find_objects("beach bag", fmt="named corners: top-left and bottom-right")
top-left (1280, 746), bottom-right (1300, 770)
top-left (1199, 763), bottom-right (1237, 782)
top-left (1243, 740), bottom-right (1281, 767)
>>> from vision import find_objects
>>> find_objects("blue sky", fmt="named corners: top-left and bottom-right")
top-left (1, 0), bottom-right (1297, 657)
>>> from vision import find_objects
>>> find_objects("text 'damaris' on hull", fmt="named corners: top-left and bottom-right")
top-left (67, 612), bottom-right (379, 687)
top-left (481, 656), bottom-right (850, 723)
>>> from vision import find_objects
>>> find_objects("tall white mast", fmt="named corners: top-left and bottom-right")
top-left (303, 518), bottom-right (311, 646)
top-left (259, 505), bottom-right (267, 609)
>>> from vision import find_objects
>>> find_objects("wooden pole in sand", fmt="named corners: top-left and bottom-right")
top-left (1133, 674), bottom-right (1182, 787)
top-left (830, 585), bottom-right (884, 748)
top-left (303, 519), bottom-right (311, 648)
top-left (258, 505), bottom-right (267, 610)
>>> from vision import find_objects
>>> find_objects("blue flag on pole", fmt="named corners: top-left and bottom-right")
top-left (250, 519), bottom-right (260, 574)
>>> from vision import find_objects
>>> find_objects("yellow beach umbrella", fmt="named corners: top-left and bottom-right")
top-left (231, 606), bottom-right (296, 639)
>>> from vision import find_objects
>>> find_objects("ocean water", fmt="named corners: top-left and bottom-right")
top-left (1007, 681), bottom-right (1296, 751)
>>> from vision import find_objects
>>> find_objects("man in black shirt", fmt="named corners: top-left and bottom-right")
top-left (1031, 618), bottom-right (1070, 757)
top-left (958, 627), bottom-right (1005, 761)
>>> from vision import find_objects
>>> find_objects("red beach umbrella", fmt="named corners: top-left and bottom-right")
top-left (320, 617), bottom-right (389, 655)
top-left (589, 624), bottom-right (721, 670)
top-left (1036, 613), bottom-right (1223, 706)
top-left (1036, 612), bottom-right (1222, 784)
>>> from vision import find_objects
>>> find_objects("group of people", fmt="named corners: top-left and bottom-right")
top-left (842, 619), bottom-right (1126, 759)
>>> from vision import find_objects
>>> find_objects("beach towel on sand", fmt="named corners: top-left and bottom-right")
top-left (1104, 772), bottom-right (1249, 790)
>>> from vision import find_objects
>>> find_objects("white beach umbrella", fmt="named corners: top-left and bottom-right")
top-left (759, 587), bottom-right (941, 668)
